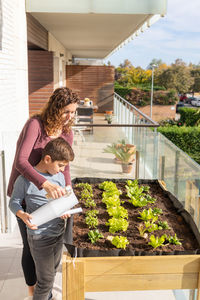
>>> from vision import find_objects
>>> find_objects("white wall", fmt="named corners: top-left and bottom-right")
top-left (0, 0), bottom-right (29, 133)
top-left (0, 0), bottom-right (28, 232)
top-left (49, 32), bottom-right (70, 89)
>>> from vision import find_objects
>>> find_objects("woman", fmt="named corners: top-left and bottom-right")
top-left (7, 87), bottom-right (79, 299)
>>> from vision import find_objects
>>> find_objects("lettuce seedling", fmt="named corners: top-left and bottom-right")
top-left (102, 194), bottom-right (121, 208)
top-left (85, 215), bottom-right (98, 229)
top-left (138, 220), bottom-right (159, 237)
top-left (152, 207), bottom-right (163, 215)
top-left (107, 205), bottom-right (128, 219)
top-left (88, 229), bottom-right (104, 244)
top-left (138, 208), bottom-right (159, 222)
top-left (166, 234), bottom-right (182, 245)
top-left (77, 183), bottom-right (95, 208)
top-left (126, 180), bottom-right (156, 207)
top-left (148, 234), bottom-right (166, 249)
top-left (107, 235), bottom-right (129, 249)
top-left (106, 217), bottom-right (129, 234)
top-left (85, 209), bottom-right (99, 218)
top-left (76, 182), bottom-right (93, 192)
top-left (157, 220), bottom-right (170, 230)
top-left (84, 197), bottom-right (96, 208)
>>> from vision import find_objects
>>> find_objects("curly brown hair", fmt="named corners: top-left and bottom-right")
top-left (39, 87), bottom-right (79, 136)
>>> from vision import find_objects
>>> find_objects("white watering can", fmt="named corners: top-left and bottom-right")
top-left (30, 186), bottom-right (82, 226)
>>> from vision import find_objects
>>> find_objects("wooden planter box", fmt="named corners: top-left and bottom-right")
top-left (62, 253), bottom-right (200, 300)
top-left (62, 178), bottom-right (200, 299)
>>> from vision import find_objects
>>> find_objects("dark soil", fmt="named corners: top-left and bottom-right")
top-left (72, 181), bottom-right (200, 254)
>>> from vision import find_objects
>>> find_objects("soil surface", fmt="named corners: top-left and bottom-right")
top-left (72, 181), bottom-right (200, 254)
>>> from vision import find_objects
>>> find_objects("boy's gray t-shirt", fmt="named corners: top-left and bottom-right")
top-left (9, 171), bottom-right (66, 236)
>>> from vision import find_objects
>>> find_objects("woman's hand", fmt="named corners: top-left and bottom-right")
top-left (16, 210), bottom-right (38, 230)
top-left (42, 180), bottom-right (66, 199)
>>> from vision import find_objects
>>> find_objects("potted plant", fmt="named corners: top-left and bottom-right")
top-left (104, 139), bottom-right (136, 165)
top-left (115, 145), bottom-right (134, 173)
top-left (105, 114), bottom-right (112, 124)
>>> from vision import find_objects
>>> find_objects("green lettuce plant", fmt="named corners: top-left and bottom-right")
top-left (138, 208), bottom-right (162, 222)
top-left (107, 205), bottom-right (128, 219)
top-left (88, 229), bottom-right (104, 244)
top-left (106, 217), bottom-right (129, 234)
top-left (102, 194), bottom-right (121, 208)
top-left (166, 234), bottom-right (182, 245)
top-left (107, 235), bottom-right (129, 249)
top-left (85, 210), bottom-right (99, 218)
top-left (148, 234), bottom-right (166, 249)
top-left (85, 215), bottom-right (98, 229)
top-left (126, 180), bottom-right (156, 207)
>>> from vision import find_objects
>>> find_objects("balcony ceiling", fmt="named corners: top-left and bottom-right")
top-left (26, 0), bottom-right (167, 59)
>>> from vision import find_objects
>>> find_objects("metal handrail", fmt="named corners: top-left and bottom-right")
top-left (74, 92), bottom-right (160, 129)
top-left (114, 92), bottom-right (159, 126)
top-left (74, 123), bottom-right (159, 128)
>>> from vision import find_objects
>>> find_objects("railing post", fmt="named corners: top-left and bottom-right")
top-left (160, 156), bottom-right (165, 181)
top-left (153, 129), bottom-right (158, 179)
top-left (128, 107), bottom-right (132, 143)
top-left (135, 151), bottom-right (140, 179)
top-left (174, 150), bottom-right (180, 196)
top-left (0, 150), bottom-right (8, 233)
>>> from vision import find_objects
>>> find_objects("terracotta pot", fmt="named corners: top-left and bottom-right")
top-left (116, 144), bottom-right (136, 163)
top-left (115, 157), bottom-right (135, 164)
top-left (121, 163), bottom-right (133, 173)
top-left (105, 110), bottom-right (113, 115)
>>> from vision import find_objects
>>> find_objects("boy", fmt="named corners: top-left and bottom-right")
top-left (9, 137), bottom-right (74, 300)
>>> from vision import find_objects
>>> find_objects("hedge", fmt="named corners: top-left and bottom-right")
top-left (179, 107), bottom-right (200, 126)
top-left (158, 126), bottom-right (200, 165)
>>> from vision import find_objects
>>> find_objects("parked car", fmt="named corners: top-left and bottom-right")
top-left (191, 97), bottom-right (200, 106)
top-left (185, 97), bottom-right (196, 104)
top-left (196, 100), bottom-right (200, 107)
top-left (176, 102), bottom-right (185, 113)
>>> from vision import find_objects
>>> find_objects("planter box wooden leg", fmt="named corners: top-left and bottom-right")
top-left (197, 269), bottom-right (200, 300)
top-left (62, 253), bottom-right (85, 300)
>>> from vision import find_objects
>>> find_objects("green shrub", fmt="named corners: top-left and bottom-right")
top-left (115, 87), bottom-right (178, 106)
top-left (158, 126), bottom-right (200, 164)
top-left (114, 87), bottom-right (132, 99)
top-left (179, 108), bottom-right (200, 126)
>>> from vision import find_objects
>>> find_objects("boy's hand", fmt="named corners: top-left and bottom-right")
top-left (60, 213), bottom-right (71, 219)
top-left (42, 180), bottom-right (66, 199)
top-left (16, 210), bottom-right (38, 230)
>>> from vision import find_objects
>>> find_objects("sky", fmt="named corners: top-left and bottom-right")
top-left (104, 0), bottom-right (200, 69)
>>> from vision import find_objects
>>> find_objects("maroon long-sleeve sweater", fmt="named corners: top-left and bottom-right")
top-left (7, 117), bottom-right (73, 197)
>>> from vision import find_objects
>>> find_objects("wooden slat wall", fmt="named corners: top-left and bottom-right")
top-left (27, 13), bottom-right (48, 50)
top-left (66, 65), bottom-right (115, 112)
top-left (28, 50), bottom-right (54, 116)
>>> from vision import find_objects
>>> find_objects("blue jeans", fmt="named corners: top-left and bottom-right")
top-left (28, 233), bottom-right (64, 300)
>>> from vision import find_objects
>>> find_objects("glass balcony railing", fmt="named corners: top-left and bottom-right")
top-left (72, 93), bottom-right (200, 300)
top-left (73, 93), bottom-right (200, 228)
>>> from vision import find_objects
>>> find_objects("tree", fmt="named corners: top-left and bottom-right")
top-left (171, 58), bottom-right (186, 67)
top-left (157, 65), bottom-right (194, 93)
top-left (119, 59), bottom-right (133, 68)
top-left (190, 69), bottom-right (200, 93)
top-left (147, 59), bottom-right (164, 70)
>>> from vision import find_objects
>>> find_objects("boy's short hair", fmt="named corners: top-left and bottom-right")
top-left (41, 137), bottom-right (74, 162)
